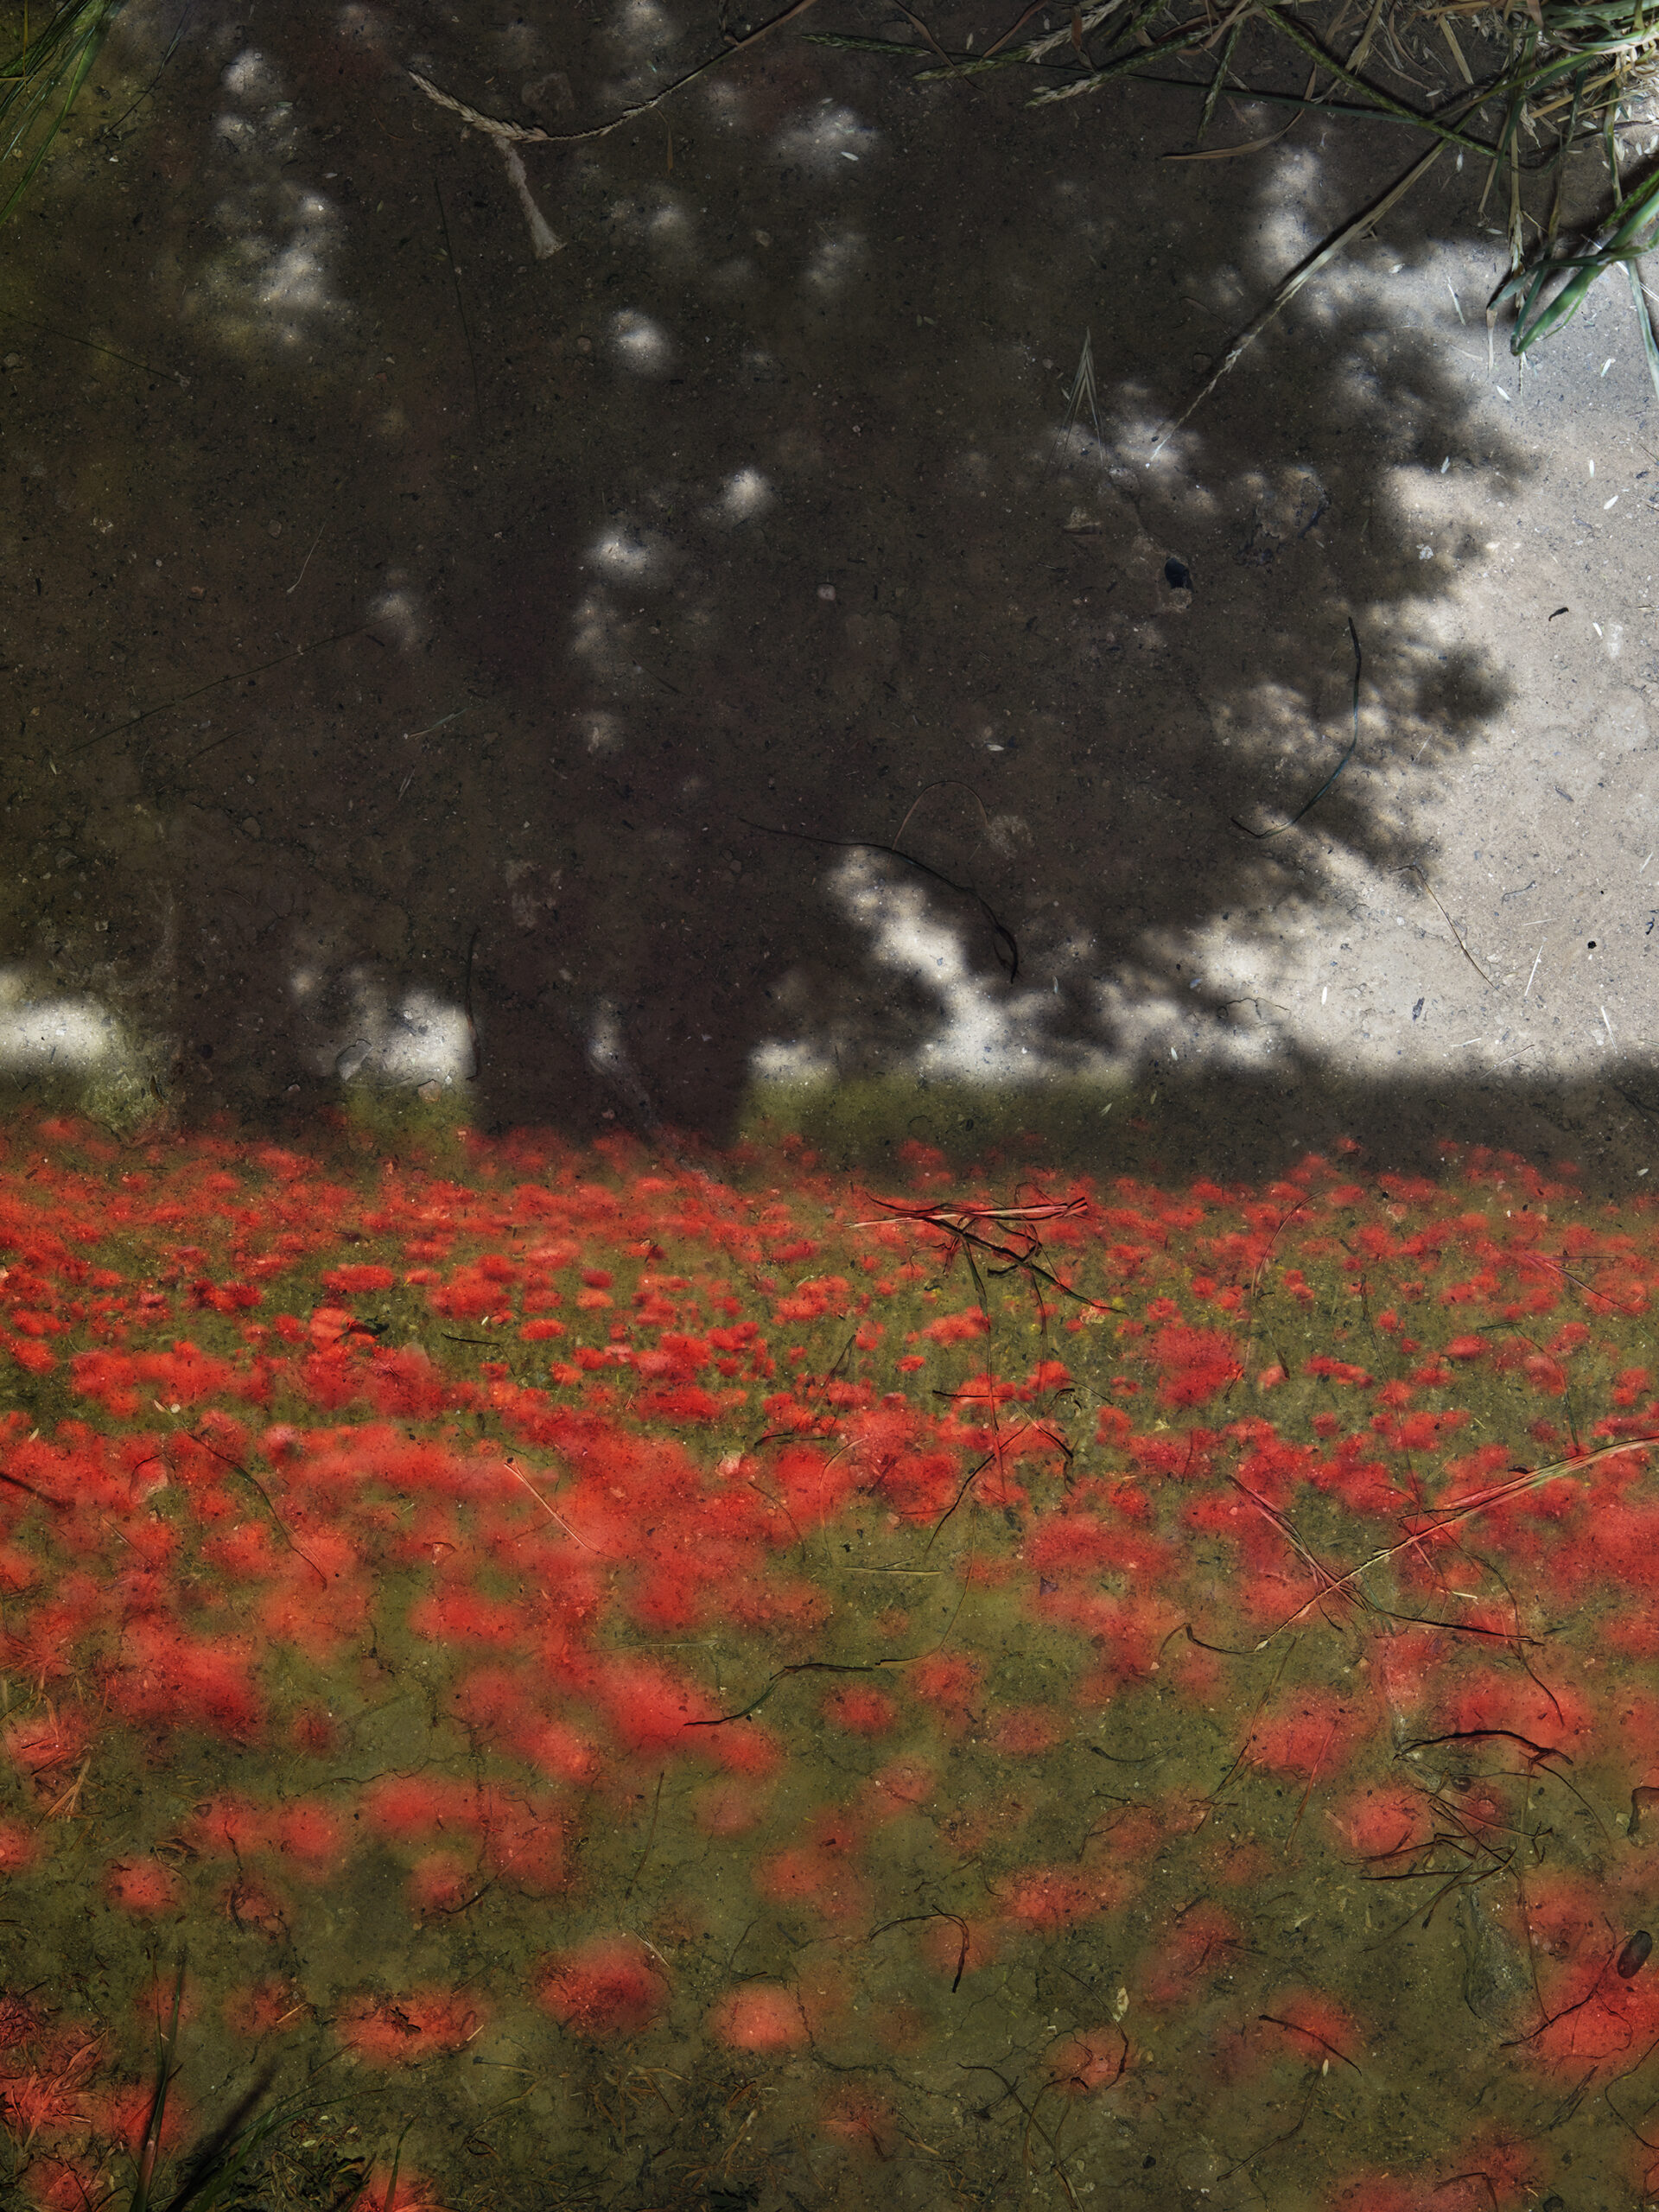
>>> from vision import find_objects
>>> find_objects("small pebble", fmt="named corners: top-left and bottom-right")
top-left (1618, 1929), bottom-right (1652, 1980)
top-left (817, 583), bottom-right (836, 601)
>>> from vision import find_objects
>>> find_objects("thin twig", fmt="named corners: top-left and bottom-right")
top-left (284, 524), bottom-right (325, 596)
top-left (1256, 1434), bottom-right (1659, 1647)
top-left (434, 180), bottom-right (482, 430)
top-left (503, 1456), bottom-right (595, 1549)
top-left (408, 0), bottom-right (821, 148)
top-left (70, 630), bottom-right (364, 757)
top-left (1402, 863), bottom-right (1493, 983)
top-left (1233, 619), bottom-right (1363, 839)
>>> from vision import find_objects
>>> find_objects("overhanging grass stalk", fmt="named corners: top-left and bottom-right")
top-left (817, 0), bottom-right (1659, 397)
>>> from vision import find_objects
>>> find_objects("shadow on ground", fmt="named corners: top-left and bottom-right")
top-left (0, 0), bottom-right (1560, 1161)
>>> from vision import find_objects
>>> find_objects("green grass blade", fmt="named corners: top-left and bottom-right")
top-left (1253, 3), bottom-right (1492, 153)
top-left (804, 31), bottom-right (938, 53)
top-left (1626, 259), bottom-right (1659, 399)
top-left (0, 0), bottom-right (121, 232)
top-left (130, 1955), bottom-right (186, 2212)
top-left (1484, 22), bottom-right (1659, 119)
top-left (1197, 18), bottom-right (1243, 142)
top-left (1508, 166), bottom-right (1659, 352)
top-left (167, 2101), bottom-right (288, 2212)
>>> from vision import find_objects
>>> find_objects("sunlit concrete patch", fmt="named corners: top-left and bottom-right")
top-left (584, 523), bottom-right (676, 582)
top-left (1089, 959), bottom-right (1287, 1077)
top-left (365, 583), bottom-right (427, 652)
top-left (607, 0), bottom-right (682, 54)
top-left (802, 230), bottom-right (868, 298)
top-left (333, 4), bottom-right (392, 54)
top-left (592, 192), bottom-right (699, 261)
top-left (944, 447), bottom-right (995, 498)
top-left (754, 857), bottom-right (1289, 1090)
top-left (193, 49), bottom-right (348, 358)
top-left (570, 586), bottom-right (658, 697)
top-left (706, 468), bottom-right (774, 525)
top-left (575, 709), bottom-right (626, 756)
top-left (1231, 464), bottom-right (1331, 564)
top-left (1250, 149), bottom-right (1330, 280)
top-left (772, 104), bottom-right (880, 176)
top-left (294, 969), bottom-right (468, 1096)
top-left (219, 46), bottom-right (284, 106)
top-left (608, 308), bottom-right (674, 376)
top-left (0, 970), bottom-right (119, 1071)
top-left (1222, 675), bottom-right (1354, 841)
top-left (751, 1034), bottom-right (833, 1085)
top-left (308, 973), bottom-right (473, 1089)
top-left (751, 714), bottom-right (1659, 1087)
top-left (0, 972), bottom-right (164, 1134)
top-left (505, 861), bottom-right (561, 932)
top-left (707, 256), bottom-right (760, 297)
top-left (1161, 791), bottom-right (1657, 1083)
top-left (646, 198), bottom-right (697, 257)
top-left (1122, 395), bottom-right (1198, 474)
top-left (827, 855), bottom-right (1071, 1079)
top-left (699, 79), bottom-right (750, 133)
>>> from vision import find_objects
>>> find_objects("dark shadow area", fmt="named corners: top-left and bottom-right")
top-left (1, 0), bottom-right (1621, 1171)
top-left (753, 1056), bottom-right (1659, 1194)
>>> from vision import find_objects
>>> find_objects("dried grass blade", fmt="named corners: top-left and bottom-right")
top-left (1509, 130), bottom-right (1525, 266)
top-left (889, 0), bottom-right (969, 80)
top-left (1440, 16), bottom-right (1474, 81)
top-left (981, 0), bottom-right (1049, 60)
top-left (1167, 119), bottom-right (1301, 158)
top-left (1403, 863), bottom-right (1493, 984)
top-left (1150, 140), bottom-right (1444, 455)
top-left (1021, 0), bottom-right (1136, 63)
top-left (1546, 75), bottom-right (1586, 251)
top-left (1162, 76), bottom-right (1477, 150)
top-left (915, 0), bottom-right (1128, 77)
top-left (1344, 0), bottom-right (1391, 78)
top-left (1059, 327), bottom-right (1103, 452)
top-left (1027, 17), bottom-right (1227, 104)
top-left (1605, 108), bottom-right (1659, 398)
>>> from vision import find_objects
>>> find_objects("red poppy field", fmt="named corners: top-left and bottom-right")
top-left (1, 1111), bottom-right (1658, 2210)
